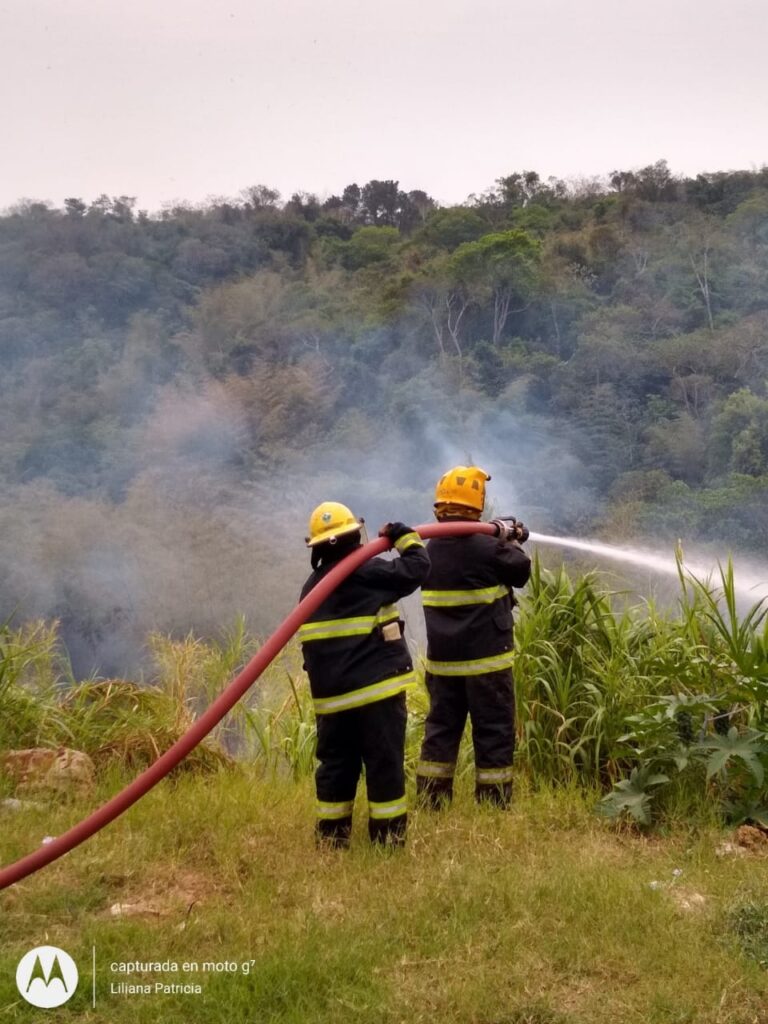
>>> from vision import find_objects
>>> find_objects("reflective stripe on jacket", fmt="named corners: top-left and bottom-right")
top-left (298, 604), bottom-right (400, 643)
top-left (424, 650), bottom-right (516, 676)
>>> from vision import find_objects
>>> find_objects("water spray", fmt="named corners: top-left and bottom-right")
top-left (530, 531), bottom-right (768, 604)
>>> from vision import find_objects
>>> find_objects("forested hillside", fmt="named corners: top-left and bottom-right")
top-left (2, 161), bottom-right (768, 673)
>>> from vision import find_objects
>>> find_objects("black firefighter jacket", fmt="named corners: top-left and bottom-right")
top-left (423, 531), bottom-right (531, 676)
top-left (299, 532), bottom-right (431, 714)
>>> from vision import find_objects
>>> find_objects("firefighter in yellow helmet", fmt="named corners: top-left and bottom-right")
top-left (299, 501), bottom-right (430, 848)
top-left (416, 467), bottom-right (531, 808)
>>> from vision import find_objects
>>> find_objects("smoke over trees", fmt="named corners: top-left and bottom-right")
top-left (2, 163), bottom-right (768, 675)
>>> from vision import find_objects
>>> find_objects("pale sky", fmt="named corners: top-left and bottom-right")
top-left (1, 0), bottom-right (766, 211)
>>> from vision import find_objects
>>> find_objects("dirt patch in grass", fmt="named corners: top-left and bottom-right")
top-left (105, 867), bottom-right (220, 920)
top-left (669, 886), bottom-right (707, 913)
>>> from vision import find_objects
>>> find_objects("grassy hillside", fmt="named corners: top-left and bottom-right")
top-left (2, 772), bottom-right (768, 1024)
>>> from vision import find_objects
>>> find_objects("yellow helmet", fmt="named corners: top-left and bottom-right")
top-left (306, 501), bottom-right (363, 547)
top-left (434, 465), bottom-right (491, 513)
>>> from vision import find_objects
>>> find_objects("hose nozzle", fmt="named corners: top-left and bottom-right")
top-left (491, 516), bottom-right (530, 544)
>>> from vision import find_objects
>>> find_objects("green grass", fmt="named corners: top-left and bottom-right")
top-left (3, 560), bottom-right (768, 1020)
top-left (2, 770), bottom-right (768, 1024)
top-left (727, 899), bottom-right (768, 972)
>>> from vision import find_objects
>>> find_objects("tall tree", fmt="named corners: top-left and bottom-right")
top-left (448, 230), bottom-right (540, 343)
top-left (361, 180), bottom-right (401, 226)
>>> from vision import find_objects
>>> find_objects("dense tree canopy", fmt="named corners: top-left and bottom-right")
top-left (2, 162), bottom-right (768, 672)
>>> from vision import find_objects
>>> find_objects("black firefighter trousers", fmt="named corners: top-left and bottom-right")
top-left (315, 692), bottom-right (407, 848)
top-left (416, 668), bottom-right (515, 808)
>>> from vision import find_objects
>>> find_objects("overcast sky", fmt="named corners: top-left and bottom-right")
top-left (1, 0), bottom-right (766, 211)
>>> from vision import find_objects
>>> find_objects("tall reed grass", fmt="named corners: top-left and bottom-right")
top-left (1, 559), bottom-right (767, 825)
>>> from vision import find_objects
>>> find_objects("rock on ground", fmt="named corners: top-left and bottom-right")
top-left (1, 748), bottom-right (96, 799)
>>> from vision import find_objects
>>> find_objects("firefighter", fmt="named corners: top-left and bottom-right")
top-left (299, 501), bottom-right (430, 848)
top-left (416, 466), bottom-right (531, 809)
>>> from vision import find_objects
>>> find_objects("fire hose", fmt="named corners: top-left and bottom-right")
top-left (0, 520), bottom-right (501, 890)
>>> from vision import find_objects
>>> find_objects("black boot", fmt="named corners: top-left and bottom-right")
top-left (368, 814), bottom-right (407, 848)
top-left (475, 781), bottom-right (512, 809)
top-left (315, 816), bottom-right (353, 850)
top-left (416, 774), bottom-right (454, 810)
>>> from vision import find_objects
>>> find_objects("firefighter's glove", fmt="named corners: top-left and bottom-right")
top-left (378, 522), bottom-right (413, 543)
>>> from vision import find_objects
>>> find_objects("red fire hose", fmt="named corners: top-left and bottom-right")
top-left (0, 520), bottom-right (497, 890)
